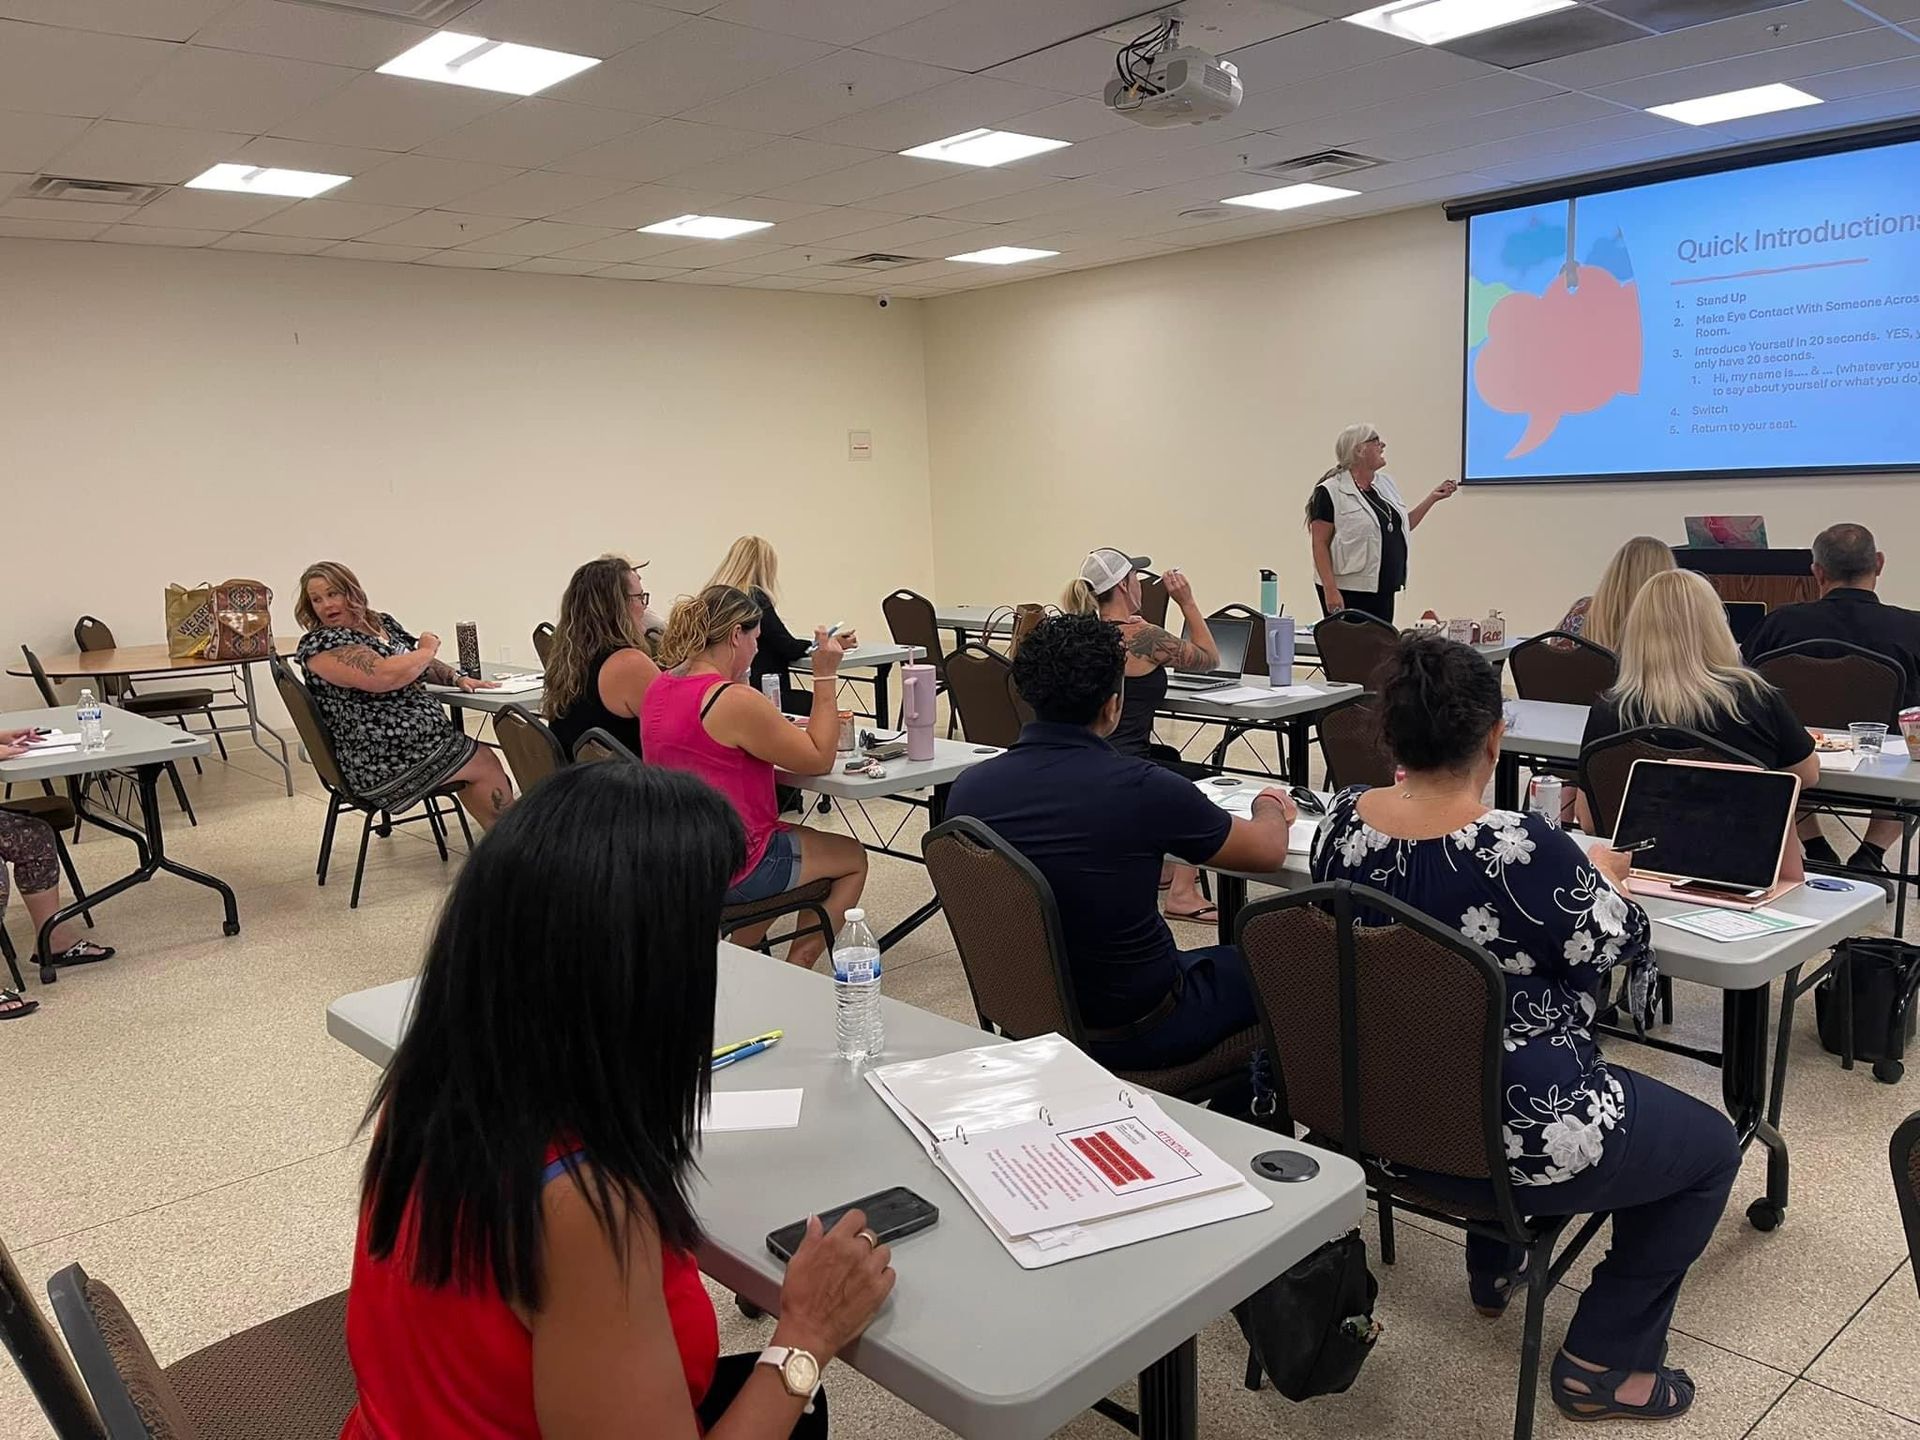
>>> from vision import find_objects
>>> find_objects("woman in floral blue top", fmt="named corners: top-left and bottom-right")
top-left (1310, 634), bottom-right (1739, 1425)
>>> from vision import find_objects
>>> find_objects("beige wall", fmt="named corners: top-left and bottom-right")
top-left (0, 238), bottom-right (933, 710)
top-left (921, 206), bottom-right (1919, 631)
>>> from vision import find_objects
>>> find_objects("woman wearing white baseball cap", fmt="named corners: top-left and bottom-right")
top-left (1062, 547), bottom-right (1223, 925)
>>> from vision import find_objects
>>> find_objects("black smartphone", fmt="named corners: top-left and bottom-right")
top-left (1669, 878), bottom-right (1769, 901)
top-left (766, 1186), bottom-right (939, 1262)
top-left (1288, 786), bottom-right (1326, 815)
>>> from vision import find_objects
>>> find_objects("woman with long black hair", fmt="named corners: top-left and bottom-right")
top-left (343, 763), bottom-right (893, 1438)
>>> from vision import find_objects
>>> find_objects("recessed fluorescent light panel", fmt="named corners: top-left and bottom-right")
top-left (1345, 0), bottom-right (1575, 46)
top-left (1647, 83), bottom-right (1822, 127)
top-left (1221, 182), bottom-right (1358, 212)
top-left (638, 214), bottom-right (774, 239)
top-left (378, 33), bottom-right (599, 97)
top-left (185, 163), bottom-right (349, 199)
top-left (947, 246), bottom-right (1059, 265)
top-left (900, 129), bottom-right (1072, 167)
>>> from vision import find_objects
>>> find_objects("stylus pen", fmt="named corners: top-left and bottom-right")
top-left (713, 1029), bottom-right (783, 1060)
top-left (712, 1037), bottom-right (781, 1072)
top-left (1613, 837), bottom-right (1659, 854)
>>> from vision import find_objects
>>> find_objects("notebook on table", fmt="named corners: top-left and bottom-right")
top-left (1614, 759), bottom-right (1803, 910)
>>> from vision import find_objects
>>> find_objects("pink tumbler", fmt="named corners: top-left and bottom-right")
top-left (901, 663), bottom-right (937, 761)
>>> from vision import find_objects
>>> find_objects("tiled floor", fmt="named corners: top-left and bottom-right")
top-left (2, 719), bottom-right (1916, 1440)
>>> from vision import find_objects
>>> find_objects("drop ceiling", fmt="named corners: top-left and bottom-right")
top-left (0, 0), bottom-right (1915, 294)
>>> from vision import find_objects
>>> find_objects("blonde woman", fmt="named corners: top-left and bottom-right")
top-left (1558, 536), bottom-right (1676, 650)
top-left (295, 562), bottom-right (514, 828)
top-left (644, 586), bottom-right (867, 967)
top-left (708, 536), bottom-right (856, 712)
top-left (1306, 423), bottom-right (1458, 623)
top-left (1063, 547), bottom-right (1220, 924)
top-left (543, 556), bottom-right (660, 759)
top-left (1576, 569), bottom-right (1819, 831)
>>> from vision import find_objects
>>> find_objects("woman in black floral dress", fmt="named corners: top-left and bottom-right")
top-left (295, 562), bottom-right (513, 828)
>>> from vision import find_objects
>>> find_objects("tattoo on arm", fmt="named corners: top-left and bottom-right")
top-left (424, 659), bottom-right (458, 686)
top-left (1125, 624), bottom-right (1211, 671)
top-left (332, 646), bottom-right (379, 677)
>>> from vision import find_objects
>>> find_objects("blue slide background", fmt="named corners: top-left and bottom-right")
top-left (1464, 136), bottom-right (1920, 482)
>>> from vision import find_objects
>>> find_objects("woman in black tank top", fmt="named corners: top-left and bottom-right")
top-left (543, 557), bottom-right (660, 760)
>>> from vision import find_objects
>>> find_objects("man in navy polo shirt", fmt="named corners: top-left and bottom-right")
top-left (947, 614), bottom-right (1297, 1102)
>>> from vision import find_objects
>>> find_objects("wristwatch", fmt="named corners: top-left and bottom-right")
top-left (757, 1345), bottom-right (823, 1411)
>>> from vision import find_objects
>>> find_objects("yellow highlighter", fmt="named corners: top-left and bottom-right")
top-left (712, 1029), bottom-right (784, 1061)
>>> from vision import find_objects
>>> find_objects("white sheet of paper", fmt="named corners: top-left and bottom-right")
top-left (18, 742), bottom-right (79, 758)
top-left (1289, 817), bottom-right (1319, 854)
top-left (1655, 907), bottom-right (1822, 943)
top-left (30, 730), bottom-right (80, 744)
top-left (703, 1089), bottom-right (804, 1133)
top-left (485, 673), bottom-right (546, 692)
top-left (1817, 750), bottom-right (1863, 771)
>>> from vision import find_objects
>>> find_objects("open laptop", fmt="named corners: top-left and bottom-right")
top-left (1683, 515), bottom-right (1768, 550)
top-left (1613, 759), bottom-right (1802, 909)
top-left (1166, 617), bottom-right (1251, 694)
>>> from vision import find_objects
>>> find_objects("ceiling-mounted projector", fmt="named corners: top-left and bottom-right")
top-left (1103, 19), bottom-right (1242, 128)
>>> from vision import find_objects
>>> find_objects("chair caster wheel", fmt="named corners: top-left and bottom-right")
top-left (1746, 1198), bottom-right (1784, 1231)
top-left (735, 1296), bottom-right (765, 1320)
top-left (1873, 1059), bottom-right (1904, 1085)
top-left (223, 921), bottom-right (241, 937)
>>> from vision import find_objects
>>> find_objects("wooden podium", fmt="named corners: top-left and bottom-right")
top-left (1672, 547), bottom-right (1818, 609)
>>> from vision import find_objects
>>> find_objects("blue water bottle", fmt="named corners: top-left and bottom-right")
top-left (1259, 568), bottom-right (1278, 616)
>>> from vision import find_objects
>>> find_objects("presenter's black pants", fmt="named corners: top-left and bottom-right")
top-left (1316, 585), bottom-right (1396, 624)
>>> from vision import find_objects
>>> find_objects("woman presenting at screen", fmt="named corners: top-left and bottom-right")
top-left (1306, 423), bottom-right (1458, 623)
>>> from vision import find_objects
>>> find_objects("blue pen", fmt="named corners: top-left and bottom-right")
top-left (711, 1036), bottom-right (779, 1071)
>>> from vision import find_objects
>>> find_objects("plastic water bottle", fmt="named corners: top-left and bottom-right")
top-left (833, 909), bottom-right (883, 1062)
top-left (76, 688), bottom-right (105, 753)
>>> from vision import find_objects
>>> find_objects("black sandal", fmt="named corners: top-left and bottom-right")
top-left (0, 989), bottom-right (39, 1021)
top-left (1469, 1256), bottom-right (1527, 1317)
top-left (1551, 1351), bottom-right (1695, 1422)
top-left (49, 941), bottom-right (115, 967)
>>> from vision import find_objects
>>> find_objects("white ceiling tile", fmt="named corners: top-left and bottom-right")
top-left (659, 236), bottom-right (789, 266)
top-left (329, 154), bottom-right (526, 209)
top-left (756, 151), bottom-right (942, 203)
top-left (659, 266), bottom-right (760, 282)
top-left (122, 188), bottom-right (297, 229)
top-left (1001, 96), bottom-right (1134, 143)
top-left (324, 240), bottom-right (436, 262)
top-left (658, 136), bottom-right (879, 192)
top-left (1024, 121), bottom-right (1247, 181)
top-left (544, 181), bottom-right (737, 226)
top-left (548, 117), bottom-right (769, 181)
top-left (648, 0), bottom-right (725, 11)
top-left (731, 203), bottom-right (891, 241)
top-left (96, 223), bottom-right (222, 246)
top-left (982, 35), bottom-right (1118, 92)
top-left (457, 218), bottom-right (626, 254)
top-left (930, 175), bottom-right (1139, 224)
top-left (1522, 0), bottom-right (1881, 90)
top-left (548, 18), bottom-right (835, 115)
top-left (1475, 126), bottom-right (1720, 185)
top-left (0, 19), bottom-right (176, 119)
top-left (269, 73), bottom-right (514, 152)
top-left (719, 243), bottom-right (859, 271)
top-left (447, 168), bottom-right (633, 217)
top-left (0, 215), bottom-right (111, 239)
top-left (414, 98), bottom-right (649, 168)
top-left (861, 165), bottom-right (1056, 216)
top-left (1315, 72), bottom-right (1573, 149)
top-left (210, 230), bottom-right (331, 253)
top-left (1360, 92), bottom-right (1627, 162)
top-left (1444, 111), bottom-right (1681, 171)
top-left (510, 255), bottom-right (609, 274)
top-left (552, 229), bottom-right (701, 261)
top-left (803, 274), bottom-right (891, 292)
top-left (712, 195), bottom-right (833, 222)
top-left (414, 249), bottom-right (517, 268)
top-left (861, 0), bottom-right (1149, 70)
top-left (353, 208), bottom-right (528, 247)
top-left (44, 120), bottom-right (253, 185)
top-left (190, 0), bottom-right (431, 68)
top-left (1869, 0), bottom-right (1920, 17)
top-left (0, 0), bottom-right (227, 40)
top-left (108, 45), bottom-right (357, 134)
top-left (593, 261), bottom-right (693, 278)
top-left (1721, 81), bottom-right (1920, 140)
top-left (812, 213), bottom-right (973, 249)
top-left (800, 74), bottom-right (1071, 150)
top-left (735, 272), bottom-right (827, 288)
top-left (229, 135), bottom-right (397, 177)
top-left (1798, 53), bottom-right (1920, 101)
top-left (0, 112), bottom-right (97, 174)
top-left (1228, 17), bottom-right (1412, 93)
top-left (0, 195), bottom-right (140, 223)
top-left (245, 197), bottom-right (422, 239)
top-left (1597, 29), bottom-right (1920, 109)
top-left (708, 0), bottom-right (950, 45)
top-left (1081, 134), bottom-right (1268, 193)
top-left (679, 47), bottom-right (959, 133)
top-left (455, 0), bottom-right (689, 57)
top-left (1233, 45), bottom-right (1504, 132)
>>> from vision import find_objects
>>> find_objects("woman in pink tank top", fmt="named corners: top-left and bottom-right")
top-left (645, 585), bottom-right (868, 969)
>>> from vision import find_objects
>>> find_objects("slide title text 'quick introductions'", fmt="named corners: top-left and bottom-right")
top-left (1677, 210), bottom-right (1920, 263)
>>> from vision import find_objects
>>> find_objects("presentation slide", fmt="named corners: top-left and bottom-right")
top-left (1463, 134), bottom-right (1920, 482)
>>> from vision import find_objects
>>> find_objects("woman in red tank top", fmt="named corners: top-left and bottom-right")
top-left (342, 763), bottom-right (895, 1440)
top-left (644, 584), bottom-right (869, 969)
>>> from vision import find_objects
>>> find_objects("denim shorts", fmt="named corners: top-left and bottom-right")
top-left (727, 827), bottom-right (804, 904)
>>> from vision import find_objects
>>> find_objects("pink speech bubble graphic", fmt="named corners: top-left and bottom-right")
top-left (1474, 263), bottom-right (1643, 458)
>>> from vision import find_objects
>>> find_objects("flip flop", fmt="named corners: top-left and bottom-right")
top-left (1164, 904), bottom-right (1219, 925)
top-left (49, 941), bottom-right (115, 968)
top-left (0, 989), bottom-right (39, 1021)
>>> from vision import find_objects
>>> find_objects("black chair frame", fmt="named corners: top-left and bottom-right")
top-left (0, 1240), bottom-right (104, 1439)
top-left (1237, 883), bottom-right (1607, 1440)
top-left (1894, 1110), bottom-right (1920, 1303)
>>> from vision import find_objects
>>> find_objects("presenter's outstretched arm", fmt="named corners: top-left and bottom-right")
top-left (1408, 478), bottom-right (1459, 529)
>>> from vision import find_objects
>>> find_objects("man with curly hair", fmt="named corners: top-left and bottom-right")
top-left (947, 614), bottom-right (1296, 1107)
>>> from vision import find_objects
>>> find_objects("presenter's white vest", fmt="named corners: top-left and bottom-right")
top-left (1317, 469), bottom-right (1409, 594)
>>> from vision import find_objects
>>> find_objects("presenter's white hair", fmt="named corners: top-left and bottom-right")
top-left (1316, 423), bottom-right (1381, 485)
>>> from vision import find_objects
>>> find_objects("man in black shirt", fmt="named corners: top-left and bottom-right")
top-left (1742, 523), bottom-right (1920, 870)
top-left (947, 615), bottom-right (1297, 1110)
